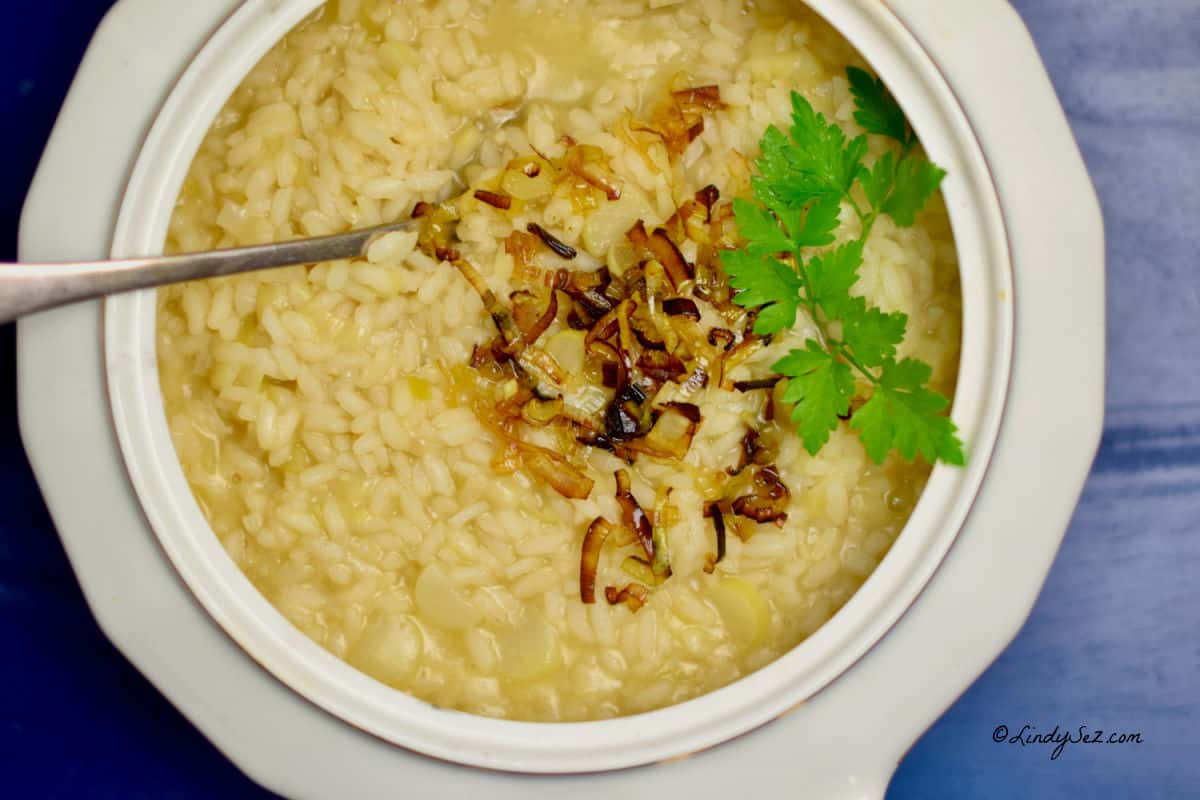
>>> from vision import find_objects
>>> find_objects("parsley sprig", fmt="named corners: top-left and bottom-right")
top-left (721, 67), bottom-right (964, 466)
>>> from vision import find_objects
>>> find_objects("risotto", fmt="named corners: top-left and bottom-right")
top-left (157, 0), bottom-right (961, 721)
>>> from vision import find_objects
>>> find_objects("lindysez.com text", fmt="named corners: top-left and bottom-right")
top-left (992, 724), bottom-right (1144, 760)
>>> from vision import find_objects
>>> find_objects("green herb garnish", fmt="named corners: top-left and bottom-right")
top-left (721, 67), bottom-right (964, 466)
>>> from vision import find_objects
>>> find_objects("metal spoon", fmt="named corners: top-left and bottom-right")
top-left (1, 219), bottom-right (417, 325)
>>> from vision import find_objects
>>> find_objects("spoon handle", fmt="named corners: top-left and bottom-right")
top-left (2, 220), bottom-right (417, 325)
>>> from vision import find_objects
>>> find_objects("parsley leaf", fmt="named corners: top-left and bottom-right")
top-left (753, 125), bottom-right (831, 211)
top-left (840, 300), bottom-right (908, 368)
top-left (846, 66), bottom-right (911, 147)
top-left (752, 127), bottom-right (799, 203)
top-left (752, 160), bottom-right (830, 211)
top-left (884, 158), bottom-right (947, 227)
top-left (785, 93), bottom-right (866, 197)
top-left (726, 69), bottom-right (964, 466)
top-left (792, 196), bottom-right (842, 248)
top-left (732, 198), bottom-right (794, 256)
top-left (841, 135), bottom-right (869, 195)
top-left (805, 240), bottom-right (863, 318)
top-left (720, 249), bottom-right (802, 336)
top-left (859, 151), bottom-right (896, 211)
top-left (774, 342), bottom-right (855, 455)
top-left (754, 298), bottom-right (802, 337)
top-left (851, 359), bottom-right (964, 465)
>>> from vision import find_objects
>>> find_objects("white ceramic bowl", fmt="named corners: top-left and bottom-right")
top-left (105, 0), bottom-right (1011, 774)
top-left (20, 0), bottom-right (1104, 795)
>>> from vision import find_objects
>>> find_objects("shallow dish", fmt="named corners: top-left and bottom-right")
top-left (19, 0), bottom-right (1103, 795)
top-left (108, 0), bottom-right (1008, 772)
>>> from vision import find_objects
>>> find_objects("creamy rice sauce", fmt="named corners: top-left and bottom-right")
top-left (157, 0), bottom-right (961, 721)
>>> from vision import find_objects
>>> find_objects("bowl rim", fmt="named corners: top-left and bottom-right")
top-left (102, 0), bottom-right (1014, 774)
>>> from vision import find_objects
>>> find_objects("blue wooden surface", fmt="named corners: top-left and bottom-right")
top-left (0, 2), bottom-right (1194, 796)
